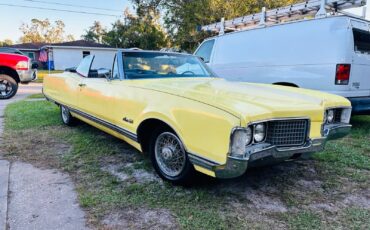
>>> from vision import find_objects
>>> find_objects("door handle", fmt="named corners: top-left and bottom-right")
top-left (78, 83), bottom-right (86, 87)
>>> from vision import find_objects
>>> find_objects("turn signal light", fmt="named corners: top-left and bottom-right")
top-left (335, 64), bottom-right (351, 85)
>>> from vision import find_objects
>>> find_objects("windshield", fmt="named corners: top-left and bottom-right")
top-left (122, 52), bottom-right (214, 79)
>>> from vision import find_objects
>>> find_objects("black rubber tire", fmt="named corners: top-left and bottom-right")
top-left (0, 74), bottom-right (18, 100)
top-left (149, 127), bottom-right (195, 185)
top-left (60, 105), bottom-right (77, 126)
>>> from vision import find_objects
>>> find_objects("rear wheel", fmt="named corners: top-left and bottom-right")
top-left (0, 74), bottom-right (18, 100)
top-left (60, 105), bottom-right (77, 126)
top-left (150, 128), bottom-right (194, 185)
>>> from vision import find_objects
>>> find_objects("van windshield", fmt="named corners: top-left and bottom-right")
top-left (122, 52), bottom-right (215, 79)
top-left (353, 29), bottom-right (370, 54)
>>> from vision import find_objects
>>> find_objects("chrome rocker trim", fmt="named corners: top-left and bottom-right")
top-left (190, 123), bottom-right (352, 179)
top-left (44, 93), bottom-right (138, 142)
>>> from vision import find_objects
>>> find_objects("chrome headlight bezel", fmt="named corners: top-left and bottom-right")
top-left (230, 122), bottom-right (268, 158)
top-left (340, 108), bottom-right (352, 123)
top-left (253, 123), bottom-right (267, 143)
top-left (324, 107), bottom-right (352, 125)
top-left (230, 127), bottom-right (252, 158)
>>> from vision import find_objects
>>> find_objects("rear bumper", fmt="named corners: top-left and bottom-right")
top-left (348, 96), bottom-right (370, 115)
top-left (17, 69), bottom-right (37, 83)
top-left (199, 123), bottom-right (351, 179)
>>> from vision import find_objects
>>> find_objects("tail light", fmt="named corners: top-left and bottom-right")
top-left (335, 64), bottom-right (351, 85)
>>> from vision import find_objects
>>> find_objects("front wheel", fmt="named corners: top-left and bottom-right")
top-left (0, 74), bottom-right (18, 100)
top-left (60, 105), bottom-right (77, 126)
top-left (150, 129), bottom-right (195, 185)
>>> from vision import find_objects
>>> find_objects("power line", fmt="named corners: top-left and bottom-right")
top-left (23, 0), bottom-right (122, 12)
top-left (0, 3), bottom-right (121, 17)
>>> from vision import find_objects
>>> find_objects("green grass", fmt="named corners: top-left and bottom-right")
top-left (5, 100), bottom-right (61, 130)
top-left (283, 211), bottom-right (323, 230)
top-left (344, 208), bottom-right (370, 230)
top-left (35, 70), bottom-right (63, 83)
top-left (3, 100), bottom-right (370, 229)
top-left (28, 93), bottom-right (45, 99)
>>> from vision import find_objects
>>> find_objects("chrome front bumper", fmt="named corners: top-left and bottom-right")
top-left (17, 69), bottom-right (37, 83)
top-left (214, 123), bottom-right (351, 179)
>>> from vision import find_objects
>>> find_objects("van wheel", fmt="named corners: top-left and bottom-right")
top-left (150, 128), bottom-right (194, 185)
top-left (0, 74), bottom-right (18, 100)
top-left (60, 105), bottom-right (77, 126)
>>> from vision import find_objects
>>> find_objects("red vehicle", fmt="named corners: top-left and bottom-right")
top-left (0, 52), bottom-right (37, 99)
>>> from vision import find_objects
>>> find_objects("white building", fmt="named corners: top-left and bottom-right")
top-left (8, 40), bottom-right (119, 70)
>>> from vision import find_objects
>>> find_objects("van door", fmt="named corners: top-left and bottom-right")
top-left (350, 22), bottom-right (370, 96)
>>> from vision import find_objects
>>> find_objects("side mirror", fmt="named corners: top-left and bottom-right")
top-left (31, 62), bottom-right (39, 69)
top-left (97, 68), bottom-right (111, 79)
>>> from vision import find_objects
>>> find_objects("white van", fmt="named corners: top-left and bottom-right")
top-left (195, 15), bottom-right (370, 115)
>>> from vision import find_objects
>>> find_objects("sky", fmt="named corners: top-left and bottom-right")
top-left (0, 0), bottom-right (369, 43)
top-left (0, 0), bottom-right (133, 42)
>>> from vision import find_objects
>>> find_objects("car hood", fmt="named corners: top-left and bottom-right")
top-left (128, 78), bottom-right (351, 124)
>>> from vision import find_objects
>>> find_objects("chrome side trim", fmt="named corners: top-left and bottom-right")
top-left (68, 107), bottom-right (138, 142)
top-left (188, 153), bottom-right (220, 170)
top-left (44, 94), bottom-right (138, 142)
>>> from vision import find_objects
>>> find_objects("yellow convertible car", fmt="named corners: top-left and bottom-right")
top-left (43, 50), bottom-right (352, 184)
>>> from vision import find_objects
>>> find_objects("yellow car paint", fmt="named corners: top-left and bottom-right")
top-left (43, 75), bottom-right (351, 177)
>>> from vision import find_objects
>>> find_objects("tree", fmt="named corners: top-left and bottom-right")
top-left (0, 39), bottom-right (13, 47)
top-left (82, 21), bottom-right (106, 43)
top-left (65, 34), bottom-right (75, 42)
top-left (160, 0), bottom-right (301, 51)
top-left (103, 7), bottom-right (168, 49)
top-left (19, 19), bottom-right (74, 43)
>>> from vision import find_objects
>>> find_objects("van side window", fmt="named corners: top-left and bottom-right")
top-left (353, 29), bottom-right (370, 54)
top-left (195, 40), bottom-right (215, 63)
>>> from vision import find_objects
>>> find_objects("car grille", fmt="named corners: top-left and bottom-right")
top-left (266, 119), bottom-right (309, 147)
top-left (333, 109), bottom-right (342, 123)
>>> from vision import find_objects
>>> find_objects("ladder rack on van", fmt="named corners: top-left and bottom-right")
top-left (200, 0), bottom-right (367, 35)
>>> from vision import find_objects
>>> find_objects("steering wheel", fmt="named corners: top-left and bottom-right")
top-left (181, 71), bottom-right (196, 76)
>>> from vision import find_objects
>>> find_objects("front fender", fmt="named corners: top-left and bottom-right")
top-left (137, 103), bottom-right (240, 165)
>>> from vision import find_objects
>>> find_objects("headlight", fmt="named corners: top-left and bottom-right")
top-left (16, 61), bottom-right (29, 70)
top-left (254, 123), bottom-right (266, 143)
top-left (325, 108), bottom-right (351, 124)
top-left (340, 108), bottom-right (351, 123)
top-left (230, 127), bottom-right (252, 158)
top-left (326, 109), bottom-right (334, 123)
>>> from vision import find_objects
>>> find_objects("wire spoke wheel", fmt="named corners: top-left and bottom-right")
top-left (60, 105), bottom-right (77, 126)
top-left (61, 106), bottom-right (69, 123)
top-left (154, 132), bottom-right (186, 178)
